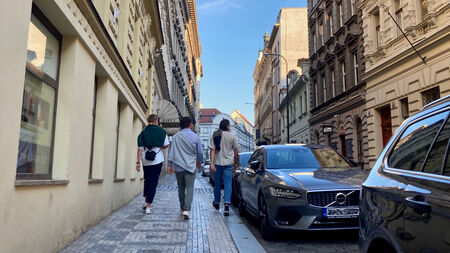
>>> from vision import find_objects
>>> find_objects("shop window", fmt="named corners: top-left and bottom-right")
top-left (17, 6), bottom-right (61, 180)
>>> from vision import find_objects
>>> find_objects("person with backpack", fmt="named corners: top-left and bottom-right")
top-left (209, 119), bottom-right (239, 216)
top-left (136, 114), bottom-right (169, 214)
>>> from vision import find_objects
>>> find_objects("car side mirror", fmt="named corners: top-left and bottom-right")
top-left (250, 160), bottom-right (261, 171)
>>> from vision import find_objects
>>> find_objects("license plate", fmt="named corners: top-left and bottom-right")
top-left (324, 207), bottom-right (359, 219)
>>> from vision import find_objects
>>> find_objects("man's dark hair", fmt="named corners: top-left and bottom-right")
top-left (219, 119), bottom-right (230, 131)
top-left (180, 116), bottom-right (193, 129)
top-left (147, 114), bottom-right (158, 123)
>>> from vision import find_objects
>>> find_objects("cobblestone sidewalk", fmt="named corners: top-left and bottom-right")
top-left (61, 174), bottom-right (238, 253)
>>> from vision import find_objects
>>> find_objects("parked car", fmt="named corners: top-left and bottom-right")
top-left (239, 144), bottom-right (368, 240)
top-left (201, 160), bottom-right (210, 177)
top-left (231, 152), bottom-right (253, 206)
top-left (359, 95), bottom-right (450, 253)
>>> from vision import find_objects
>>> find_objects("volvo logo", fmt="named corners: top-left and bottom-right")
top-left (335, 193), bottom-right (347, 205)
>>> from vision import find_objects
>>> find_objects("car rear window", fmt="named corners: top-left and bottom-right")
top-left (266, 148), bottom-right (351, 169)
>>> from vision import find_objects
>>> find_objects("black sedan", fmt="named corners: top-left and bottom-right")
top-left (239, 144), bottom-right (368, 240)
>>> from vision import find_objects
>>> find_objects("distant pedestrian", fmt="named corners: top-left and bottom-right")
top-left (168, 117), bottom-right (203, 220)
top-left (136, 114), bottom-right (169, 214)
top-left (209, 119), bottom-right (239, 216)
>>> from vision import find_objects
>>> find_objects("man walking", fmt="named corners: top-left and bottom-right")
top-left (136, 114), bottom-right (169, 214)
top-left (209, 119), bottom-right (239, 216)
top-left (168, 117), bottom-right (203, 220)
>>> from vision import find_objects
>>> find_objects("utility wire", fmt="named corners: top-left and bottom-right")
top-left (385, 10), bottom-right (426, 65)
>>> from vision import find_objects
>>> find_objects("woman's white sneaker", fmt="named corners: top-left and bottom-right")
top-left (145, 207), bottom-right (153, 214)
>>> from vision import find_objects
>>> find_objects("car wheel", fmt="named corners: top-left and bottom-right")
top-left (259, 195), bottom-right (275, 241)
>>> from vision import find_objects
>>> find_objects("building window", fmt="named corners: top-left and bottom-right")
top-left (311, 31), bottom-right (316, 52)
top-left (329, 12), bottom-right (334, 35)
top-left (17, 7), bottom-right (61, 180)
top-left (322, 75), bottom-right (327, 102)
top-left (89, 79), bottom-right (98, 179)
top-left (319, 22), bottom-right (323, 45)
top-left (314, 82), bottom-right (318, 107)
top-left (395, 0), bottom-right (403, 36)
top-left (420, 0), bottom-right (429, 20)
top-left (373, 8), bottom-right (381, 47)
top-left (353, 52), bottom-right (359, 85)
top-left (331, 69), bottom-right (336, 97)
top-left (422, 87), bottom-right (440, 106)
top-left (351, 0), bottom-right (356, 16)
top-left (114, 104), bottom-right (121, 179)
top-left (304, 91), bottom-right (307, 112)
top-left (341, 60), bottom-right (347, 92)
top-left (400, 97), bottom-right (409, 119)
top-left (299, 96), bottom-right (303, 115)
top-left (339, 2), bottom-right (344, 27)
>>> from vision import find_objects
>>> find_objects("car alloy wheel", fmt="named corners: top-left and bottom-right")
top-left (259, 195), bottom-right (274, 240)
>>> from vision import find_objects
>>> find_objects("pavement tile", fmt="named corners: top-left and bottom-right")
top-left (60, 174), bottom-right (238, 253)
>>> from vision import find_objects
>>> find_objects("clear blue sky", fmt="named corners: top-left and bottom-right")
top-left (197, 0), bottom-right (307, 124)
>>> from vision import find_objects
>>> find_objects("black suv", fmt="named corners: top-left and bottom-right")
top-left (359, 95), bottom-right (450, 253)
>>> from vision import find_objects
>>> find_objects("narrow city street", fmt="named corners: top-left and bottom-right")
top-left (61, 173), bottom-right (358, 253)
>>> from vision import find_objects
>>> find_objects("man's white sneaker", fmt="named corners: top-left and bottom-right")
top-left (145, 207), bottom-right (153, 214)
top-left (182, 210), bottom-right (190, 220)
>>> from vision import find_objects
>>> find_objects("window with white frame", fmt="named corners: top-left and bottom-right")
top-left (339, 2), bottom-right (344, 26)
top-left (341, 60), bottom-right (346, 92)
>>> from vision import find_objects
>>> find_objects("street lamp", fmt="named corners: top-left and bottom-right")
top-left (264, 53), bottom-right (290, 143)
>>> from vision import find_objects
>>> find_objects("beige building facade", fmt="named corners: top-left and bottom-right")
top-left (359, 0), bottom-right (450, 166)
top-left (0, 0), bottom-right (166, 252)
top-left (254, 8), bottom-right (309, 145)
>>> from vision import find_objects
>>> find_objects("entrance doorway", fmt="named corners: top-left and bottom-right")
top-left (340, 134), bottom-right (347, 158)
top-left (380, 107), bottom-right (392, 147)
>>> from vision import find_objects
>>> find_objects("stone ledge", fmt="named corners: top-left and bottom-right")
top-left (88, 178), bottom-right (104, 184)
top-left (130, 178), bottom-right (136, 181)
top-left (113, 178), bottom-right (126, 183)
top-left (15, 179), bottom-right (70, 187)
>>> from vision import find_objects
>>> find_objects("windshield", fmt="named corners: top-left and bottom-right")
top-left (266, 148), bottom-right (351, 169)
top-left (239, 153), bottom-right (252, 167)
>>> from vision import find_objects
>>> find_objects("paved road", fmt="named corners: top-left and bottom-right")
top-left (199, 176), bottom-right (359, 253)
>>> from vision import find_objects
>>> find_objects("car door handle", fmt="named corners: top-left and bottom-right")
top-left (405, 196), bottom-right (431, 214)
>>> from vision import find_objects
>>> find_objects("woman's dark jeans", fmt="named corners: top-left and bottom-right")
top-left (143, 162), bottom-right (163, 204)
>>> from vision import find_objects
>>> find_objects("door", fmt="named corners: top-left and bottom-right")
top-left (340, 134), bottom-right (347, 158)
top-left (387, 110), bottom-right (450, 252)
top-left (403, 113), bottom-right (450, 253)
top-left (241, 150), bottom-right (260, 211)
top-left (242, 149), bottom-right (264, 212)
top-left (380, 107), bottom-right (392, 147)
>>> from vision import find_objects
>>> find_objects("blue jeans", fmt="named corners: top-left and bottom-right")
top-left (214, 164), bottom-right (233, 205)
